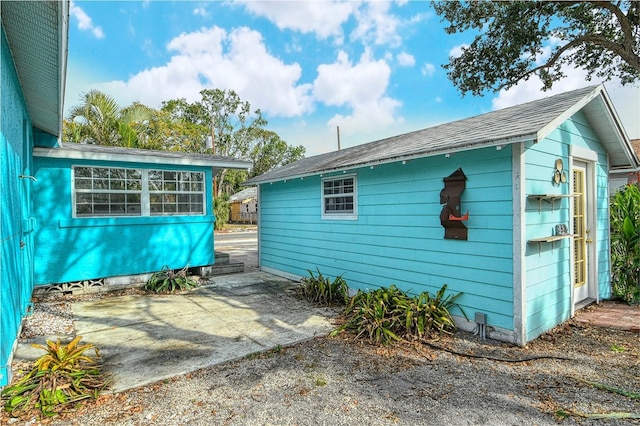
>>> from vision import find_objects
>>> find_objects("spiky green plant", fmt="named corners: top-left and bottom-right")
top-left (145, 265), bottom-right (199, 293)
top-left (331, 284), bottom-right (464, 346)
top-left (1, 336), bottom-right (109, 418)
top-left (297, 268), bottom-right (350, 306)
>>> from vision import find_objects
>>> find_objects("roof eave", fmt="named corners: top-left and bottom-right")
top-left (56, 0), bottom-right (69, 139)
top-left (33, 146), bottom-right (252, 169)
top-left (246, 134), bottom-right (536, 185)
top-left (597, 87), bottom-right (639, 168)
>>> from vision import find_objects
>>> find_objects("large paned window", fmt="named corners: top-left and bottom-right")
top-left (74, 167), bottom-right (142, 216)
top-left (149, 171), bottom-right (204, 215)
top-left (321, 175), bottom-right (357, 220)
top-left (73, 166), bottom-right (205, 218)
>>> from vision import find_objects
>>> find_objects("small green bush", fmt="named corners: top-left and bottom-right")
top-left (1, 336), bottom-right (109, 418)
top-left (214, 195), bottom-right (230, 230)
top-left (297, 268), bottom-right (350, 306)
top-left (332, 284), bottom-right (463, 346)
top-left (145, 265), bottom-right (199, 293)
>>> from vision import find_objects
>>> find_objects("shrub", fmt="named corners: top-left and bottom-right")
top-left (297, 268), bottom-right (350, 306)
top-left (1, 336), bottom-right (109, 418)
top-left (610, 182), bottom-right (640, 304)
top-left (145, 265), bottom-right (199, 293)
top-left (214, 195), bottom-right (230, 230)
top-left (332, 284), bottom-right (463, 346)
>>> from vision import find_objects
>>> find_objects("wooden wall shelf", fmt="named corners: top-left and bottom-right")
top-left (528, 234), bottom-right (576, 254)
top-left (527, 194), bottom-right (576, 212)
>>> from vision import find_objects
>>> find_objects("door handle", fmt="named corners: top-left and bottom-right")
top-left (586, 239), bottom-right (593, 243)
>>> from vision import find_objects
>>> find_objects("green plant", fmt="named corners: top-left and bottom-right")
top-left (610, 181), bottom-right (640, 304)
top-left (1, 336), bottom-right (109, 418)
top-left (214, 195), bottom-right (230, 230)
top-left (297, 268), bottom-right (350, 306)
top-left (611, 343), bottom-right (626, 353)
top-left (313, 375), bottom-right (327, 387)
top-left (331, 284), bottom-right (464, 346)
top-left (145, 265), bottom-right (199, 293)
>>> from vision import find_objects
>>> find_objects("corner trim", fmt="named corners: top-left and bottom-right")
top-left (512, 142), bottom-right (527, 345)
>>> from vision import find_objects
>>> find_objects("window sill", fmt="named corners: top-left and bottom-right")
top-left (59, 215), bottom-right (215, 228)
top-left (321, 214), bottom-right (358, 221)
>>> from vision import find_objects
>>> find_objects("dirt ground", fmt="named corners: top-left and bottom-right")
top-left (3, 309), bottom-right (639, 426)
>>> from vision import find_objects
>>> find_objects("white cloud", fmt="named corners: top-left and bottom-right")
top-left (492, 66), bottom-right (640, 139)
top-left (193, 7), bottom-right (209, 18)
top-left (421, 63), bottom-right (435, 77)
top-left (69, 1), bottom-right (105, 39)
top-left (351, 1), bottom-right (402, 47)
top-left (97, 26), bottom-right (313, 117)
top-left (449, 44), bottom-right (468, 58)
top-left (241, 1), bottom-right (356, 42)
top-left (313, 50), bottom-right (401, 137)
top-left (396, 52), bottom-right (415, 67)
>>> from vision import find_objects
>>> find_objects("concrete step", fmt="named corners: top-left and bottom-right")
top-left (191, 262), bottom-right (245, 276)
top-left (189, 251), bottom-right (245, 276)
top-left (214, 251), bottom-right (230, 265)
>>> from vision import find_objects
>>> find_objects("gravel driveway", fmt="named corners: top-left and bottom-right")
top-left (3, 293), bottom-right (639, 426)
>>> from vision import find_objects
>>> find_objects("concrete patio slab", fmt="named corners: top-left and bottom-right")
top-left (15, 271), bottom-right (339, 393)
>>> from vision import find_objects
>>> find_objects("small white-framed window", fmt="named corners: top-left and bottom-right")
top-left (321, 174), bottom-right (357, 220)
top-left (73, 166), bottom-right (205, 218)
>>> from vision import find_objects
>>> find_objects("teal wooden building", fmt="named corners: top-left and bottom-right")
top-left (31, 143), bottom-right (249, 286)
top-left (1, 1), bottom-right (250, 387)
top-left (246, 85), bottom-right (638, 345)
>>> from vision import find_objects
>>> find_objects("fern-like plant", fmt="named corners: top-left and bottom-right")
top-left (1, 336), bottom-right (109, 418)
top-left (145, 265), bottom-right (199, 293)
top-left (331, 284), bottom-right (464, 346)
top-left (296, 268), bottom-right (350, 306)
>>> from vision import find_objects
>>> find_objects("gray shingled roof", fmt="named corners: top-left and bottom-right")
top-left (229, 187), bottom-right (257, 202)
top-left (246, 85), bottom-right (636, 185)
top-left (33, 143), bottom-right (253, 169)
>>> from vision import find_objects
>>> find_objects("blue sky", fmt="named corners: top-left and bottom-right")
top-left (66, 1), bottom-right (639, 156)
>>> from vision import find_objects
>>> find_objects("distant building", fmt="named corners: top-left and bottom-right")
top-left (609, 138), bottom-right (640, 194)
top-left (229, 187), bottom-right (257, 224)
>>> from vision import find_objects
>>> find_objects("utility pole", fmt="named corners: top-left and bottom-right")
top-left (210, 119), bottom-right (218, 198)
top-left (337, 126), bottom-right (341, 151)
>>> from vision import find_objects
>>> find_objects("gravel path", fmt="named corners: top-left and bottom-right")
top-left (3, 293), bottom-right (639, 426)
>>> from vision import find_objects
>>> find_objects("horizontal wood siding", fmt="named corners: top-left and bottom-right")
top-left (260, 146), bottom-right (515, 330)
top-left (524, 111), bottom-right (610, 341)
top-left (32, 157), bottom-right (215, 285)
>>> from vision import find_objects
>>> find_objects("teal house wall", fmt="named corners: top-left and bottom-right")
top-left (0, 27), bottom-right (37, 387)
top-left (260, 146), bottom-right (516, 333)
top-left (248, 86), bottom-right (636, 345)
top-left (31, 156), bottom-right (216, 285)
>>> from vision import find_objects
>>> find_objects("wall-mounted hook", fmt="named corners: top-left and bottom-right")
top-left (448, 211), bottom-right (469, 221)
top-left (19, 175), bottom-right (37, 182)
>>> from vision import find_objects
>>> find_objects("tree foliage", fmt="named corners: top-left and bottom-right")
top-left (64, 90), bottom-right (160, 148)
top-left (159, 89), bottom-right (267, 195)
top-left (249, 129), bottom-right (305, 178)
top-left (63, 89), bottom-right (305, 196)
top-left (433, 1), bottom-right (640, 96)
